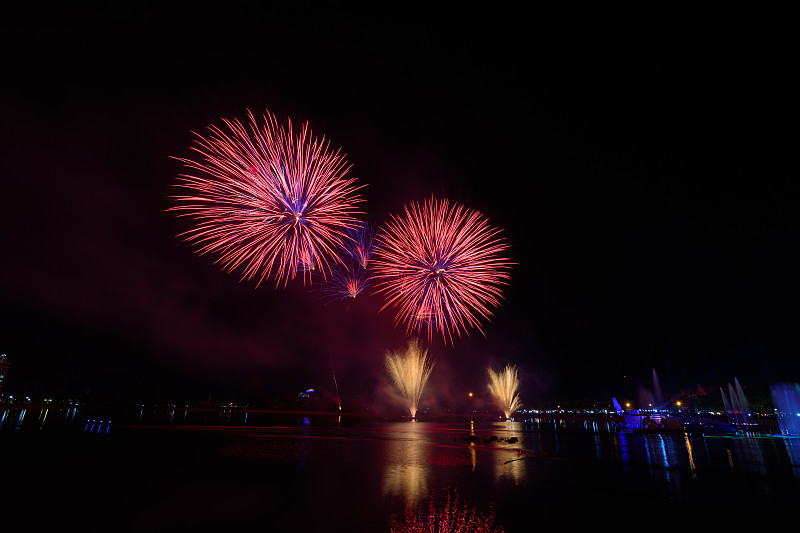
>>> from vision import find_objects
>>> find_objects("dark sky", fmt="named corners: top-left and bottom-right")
top-left (1, 6), bottom-right (796, 408)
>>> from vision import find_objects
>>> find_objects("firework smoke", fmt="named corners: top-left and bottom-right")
top-left (373, 197), bottom-right (512, 344)
top-left (487, 364), bottom-right (522, 419)
top-left (171, 109), bottom-right (364, 287)
top-left (386, 339), bottom-right (435, 418)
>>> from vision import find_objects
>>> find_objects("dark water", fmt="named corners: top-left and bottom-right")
top-left (2, 407), bottom-right (799, 531)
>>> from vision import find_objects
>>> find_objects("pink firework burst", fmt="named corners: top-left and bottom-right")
top-left (373, 197), bottom-right (512, 344)
top-left (170, 109), bottom-right (365, 287)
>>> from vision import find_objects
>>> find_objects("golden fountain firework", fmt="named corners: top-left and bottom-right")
top-left (487, 364), bottom-right (522, 419)
top-left (386, 339), bottom-right (435, 418)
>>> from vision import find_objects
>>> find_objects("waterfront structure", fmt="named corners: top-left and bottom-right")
top-left (297, 388), bottom-right (318, 400)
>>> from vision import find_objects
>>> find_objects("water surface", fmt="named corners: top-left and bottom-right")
top-left (2, 407), bottom-right (798, 531)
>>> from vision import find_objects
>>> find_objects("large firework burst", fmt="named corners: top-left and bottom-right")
top-left (373, 197), bottom-right (512, 344)
top-left (171, 109), bottom-right (364, 287)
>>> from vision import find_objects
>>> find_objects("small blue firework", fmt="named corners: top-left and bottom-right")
top-left (316, 222), bottom-right (379, 306)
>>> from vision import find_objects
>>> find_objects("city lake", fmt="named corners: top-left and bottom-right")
top-left (1, 406), bottom-right (798, 531)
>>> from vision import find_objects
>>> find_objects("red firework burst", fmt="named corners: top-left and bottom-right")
top-left (373, 197), bottom-right (512, 344)
top-left (170, 109), bottom-right (364, 286)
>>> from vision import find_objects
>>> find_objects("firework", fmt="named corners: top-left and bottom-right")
top-left (487, 364), bottom-right (522, 419)
top-left (373, 197), bottom-right (512, 344)
top-left (345, 220), bottom-right (379, 269)
top-left (317, 221), bottom-right (378, 305)
top-left (331, 356), bottom-right (342, 411)
top-left (317, 255), bottom-right (371, 304)
top-left (390, 490), bottom-right (504, 533)
top-left (171, 109), bottom-right (364, 287)
top-left (386, 339), bottom-right (435, 418)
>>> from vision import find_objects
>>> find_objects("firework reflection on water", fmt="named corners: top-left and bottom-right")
top-left (390, 489), bottom-right (504, 533)
top-left (382, 422), bottom-right (431, 504)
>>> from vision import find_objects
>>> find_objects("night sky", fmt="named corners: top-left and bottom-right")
top-left (1, 7), bottom-right (795, 409)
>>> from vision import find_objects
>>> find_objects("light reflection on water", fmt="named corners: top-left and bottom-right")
top-left (685, 432), bottom-right (697, 477)
top-left (2, 408), bottom-right (800, 530)
top-left (730, 435), bottom-right (768, 475)
top-left (3, 407), bottom-right (800, 485)
top-left (785, 439), bottom-right (800, 477)
top-left (495, 451), bottom-right (526, 485)
top-left (382, 422), bottom-right (431, 503)
top-left (0, 407), bottom-right (76, 431)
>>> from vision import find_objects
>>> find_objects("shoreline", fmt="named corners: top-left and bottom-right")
top-left (1, 403), bottom-right (783, 434)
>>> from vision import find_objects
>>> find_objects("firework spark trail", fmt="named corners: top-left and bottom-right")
top-left (317, 254), bottom-right (371, 305)
top-left (331, 356), bottom-right (342, 410)
top-left (390, 490), bottom-right (504, 533)
top-left (346, 220), bottom-right (379, 269)
top-left (487, 364), bottom-right (522, 419)
top-left (170, 109), bottom-right (365, 287)
top-left (386, 339), bottom-right (435, 418)
top-left (317, 221), bottom-right (378, 305)
top-left (373, 197), bottom-right (512, 344)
